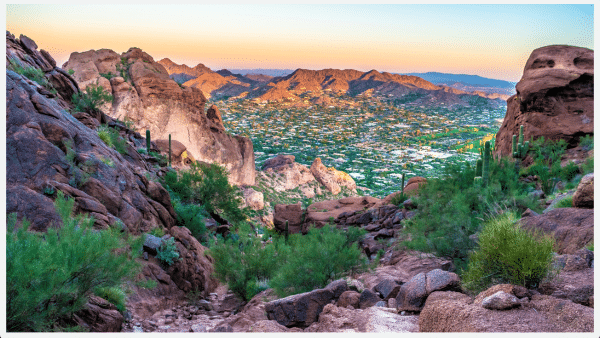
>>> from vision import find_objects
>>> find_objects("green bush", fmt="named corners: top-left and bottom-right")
top-left (579, 134), bottom-right (593, 151)
top-left (209, 234), bottom-right (280, 301)
top-left (461, 212), bottom-right (555, 293)
top-left (8, 59), bottom-right (55, 93)
top-left (162, 162), bottom-right (248, 226)
top-left (401, 159), bottom-right (540, 272)
top-left (156, 237), bottom-right (179, 267)
top-left (269, 224), bottom-right (367, 297)
top-left (96, 125), bottom-right (127, 155)
top-left (209, 224), bottom-right (367, 301)
top-left (72, 84), bottom-right (113, 114)
top-left (173, 197), bottom-right (208, 243)
top-left (554, 196), bottom-right (573, 209)
top-left (390, 192), bottom-right (408, 206)
top-left (149, 227), bottom-right (165, 238)
top-left (6, 191), bottom-right (141, 331)
top-left (581, 156), bottom-right (594, 175)
top-left (94, 286), bottom-right (127, 312)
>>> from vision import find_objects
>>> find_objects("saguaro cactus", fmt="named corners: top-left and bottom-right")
top-left (285, 220), bottom-right (289, 244)
top-left (512, 125), bottom-right (529, 159)
top-left (476, 158), bottom-right (483, 177)
top-left (146, 130), bottom-right (151, 154)
top-left (482, 140), bottom-right (491, 185)
top-left (168, 134), bottom-right (172, 166)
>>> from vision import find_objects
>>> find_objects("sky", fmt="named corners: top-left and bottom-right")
top-left (5, 4), bottom-right (594, 82)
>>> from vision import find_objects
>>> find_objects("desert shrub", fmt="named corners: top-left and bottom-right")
top-left (93, 286), bottom-right (127, 312)
top-left (390, 192), bottom-right (408, 206)
top-left (559, 161), bottom-right (580, 185)
top-left (8, 59), bottom-right (54, 92)
top-left (269, 224), bottom-right (367, 297)
top-left (579, 134), bottom-right (593, 151)
top-left (162, 162), bottom-right (248, 226)
top-left (521, 137), bottom-right (569, 195)
top-left (461, 212), bottom-right (555, 293)
top-left (72, 84), bottom-right (113, 114)
top-left (100, 72), bottom-right (115, 80)
top-left (172, 197), bottom-right (209, 243)
top-left (96, 125), bottom-right (127, 155)
top-left (156, 237), bottom-right (180, 267)
top-left (209, 234), bottom-right (280, 301)
top-left (6, 191), bottom-right (141, 331)
top-left (149, 227), bottom-right (165, 238)
top-left (401, 159), bottom-right (540, 272)
top-left (209, 224), bottom-right (366, 301)
top-left (554, 196), bottom-right (574, 209)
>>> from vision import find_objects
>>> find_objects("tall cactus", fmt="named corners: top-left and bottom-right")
top-left (285, 220), bottom-right (289, 244)
top-left (168, 134), bottom-right (172, 167)
top-left (476, 158), bottom-right (483, 177)
top-left (512, 125), bottom-right (529, 159)
top-left (146, 129), bottom-right (151, 154)
top-left (482, 140), bottom-right (491, 185)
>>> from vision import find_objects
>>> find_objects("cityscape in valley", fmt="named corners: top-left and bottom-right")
top-left (5, 4), bottom-right (594, 334)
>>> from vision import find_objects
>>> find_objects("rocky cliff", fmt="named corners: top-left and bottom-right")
top-left (494, 45), bottom-right (594, 157)
top-left (6, 32), bottom-right (218, 330)
top-left (63, 49), bottom-right (256, 186)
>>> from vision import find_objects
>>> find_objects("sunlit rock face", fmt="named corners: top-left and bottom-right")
top-left (64, 48), bottom-right (256, 186)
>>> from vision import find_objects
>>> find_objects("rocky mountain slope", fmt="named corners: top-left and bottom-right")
top-left (63, 49), bottom-right (256, 186)
top-left (6, 31), bottom-right (219, 331)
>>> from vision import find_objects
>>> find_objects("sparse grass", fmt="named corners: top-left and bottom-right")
top-left (72, 84), bottom-right (113, 114)
top-left (8, 59), bottom-right (56, 94)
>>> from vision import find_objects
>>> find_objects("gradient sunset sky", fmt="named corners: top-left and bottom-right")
top-left (6, 4), bottom-right (594, 82)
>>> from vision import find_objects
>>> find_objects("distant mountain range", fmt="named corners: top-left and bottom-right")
top-left (157, 59), bottom-right (511, 107)
top-left (404, 72), bottom-right (517, 95)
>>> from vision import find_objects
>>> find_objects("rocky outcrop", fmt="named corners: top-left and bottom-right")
top-left (304, 303), bottom-right (419, 332)
top-left (539, 249), bottom-right (594, 307)
top-left (572, 173), bottom-right (593, 208)
top-left (520, 208), bottom-right (593, 254)
top-left (310, 158), bottom-right (357, 195)
top-left (6, 33), bottom-right (175, 234)
top-left (6, 32), bottom-right (219, 331)
top-left (260, 154), bottom-right (316, 191)
top-left (72, 295), bottom-right (124, 332)
top-left (495, 45), bottom-right (594, 158)
top-left (419, 290), bottom-right (593, 332)
top-left (63, 48), bottom-right (256, 186)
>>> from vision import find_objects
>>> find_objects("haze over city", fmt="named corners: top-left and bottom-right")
top-left (6, 4), bottom-right (594, 82)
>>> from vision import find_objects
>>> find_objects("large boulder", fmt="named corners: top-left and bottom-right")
top-left (259, 154), bottom-right (315, 192)
top-left (494, 45), bottom-right (594, 158)
top-left (310, 157), bottom-right (357, 195)
top-left (395, 269), bottom-right (461, 312)
top-left (165, 226), bottom-right (219, 295)
top-left (304, 303), bottom-right (419, 332)
top-left (572, 173), bottom-right (593, 208)
top-left (64, 48), bottom-right (256, 186)
top-left (305, 196), bottom-right (381, 228)
top-left (520, 208), bottom-right (593, 254)
top-left (419, 291), bottom-right (593, 332)
top-left (265, 288), bottom-right (334, 328)
top-left (214, 289), bottom-right (279, 332)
